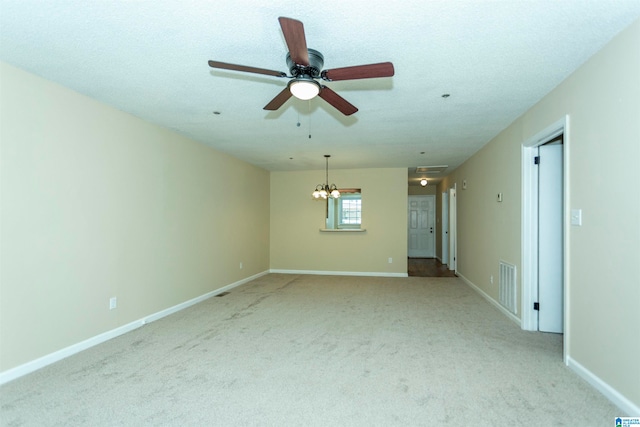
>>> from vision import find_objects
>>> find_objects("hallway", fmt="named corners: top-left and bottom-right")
top-left (407, 258), bottom-right (457, 277)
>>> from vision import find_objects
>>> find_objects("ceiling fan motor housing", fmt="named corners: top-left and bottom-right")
top-left (287, 48), bottom-right (324, 78)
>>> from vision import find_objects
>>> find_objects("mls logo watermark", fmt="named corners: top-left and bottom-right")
top-left (616, 417), bottom-right (640, 427)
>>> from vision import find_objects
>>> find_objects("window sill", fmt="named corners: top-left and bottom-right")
top-left (319, 228), bottom-right (367, 232)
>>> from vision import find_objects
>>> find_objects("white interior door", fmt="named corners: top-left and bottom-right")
top-left (442, 192), bottom-right (449, 265)
top-left (538, 143), bottom-right (564, 333)
top-left (448, 186), bottom-right (457, 272)
top-left (408, 195), bottom-right (435, 257)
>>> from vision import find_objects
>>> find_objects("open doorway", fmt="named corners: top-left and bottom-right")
top-left (522, 116), bottom-right (569, 360)
top-left (408, 194), bottom-right (454, 277)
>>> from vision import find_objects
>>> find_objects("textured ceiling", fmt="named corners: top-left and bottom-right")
top-left (1, 1), bottom-right (639, 185)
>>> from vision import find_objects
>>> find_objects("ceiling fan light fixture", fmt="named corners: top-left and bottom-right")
top-left (289, 78), bottom-right (321, 100)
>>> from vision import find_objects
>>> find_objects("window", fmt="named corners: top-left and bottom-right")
top-left (338, 195), bottom-right (361, 226)
top-left (325, 189), bottom-right (361, 230)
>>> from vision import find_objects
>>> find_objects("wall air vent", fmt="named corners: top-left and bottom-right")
top-left (499, 261), bottom-right (517, 315)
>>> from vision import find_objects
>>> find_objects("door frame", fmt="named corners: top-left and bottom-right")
top-left (441, 191), bottom-right (449, 265)
top-left (521, 115), bottom-right (570, 363)
top-left (448, 184), bottom-right (457, 273)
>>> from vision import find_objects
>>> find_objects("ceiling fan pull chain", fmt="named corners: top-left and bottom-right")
top-left (308, 100), bottom-right (312, 139)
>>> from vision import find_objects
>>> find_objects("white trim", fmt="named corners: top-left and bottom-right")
top-left (0, 319), bottom-right (144, 386)
top-left (521, 143), bottom-right (539, 331)
top-left (448, 184), bottom-right (457, 273)
top-left (270, 269), bottom-right (408, 278)
top-left (142, 270), bottom-right (268, 324)
top-left (0, 270), bottom-right (269, 385)
top-left (457, 273), bottom-right (521, 327)
top-left (441, 191), bottom-right (449, 266)
top-left (567, 356), bottom-right (639, 416)
top-left (319, 228), bottom-right (366, 232)
top-left (562, 119), bottom-right (571, 364)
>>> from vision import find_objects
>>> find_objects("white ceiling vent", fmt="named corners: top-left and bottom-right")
top-left (415, 165), bottom-right (448, 175)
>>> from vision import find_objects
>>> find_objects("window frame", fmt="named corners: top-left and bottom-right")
top-left (325, 188), bottom-right (361, 230)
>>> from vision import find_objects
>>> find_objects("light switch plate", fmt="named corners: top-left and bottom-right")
top-left (571, 209), bottom-right (582, 226)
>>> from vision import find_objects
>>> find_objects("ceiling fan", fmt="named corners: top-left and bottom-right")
top-left (208, 17), bottom-right (394, 116)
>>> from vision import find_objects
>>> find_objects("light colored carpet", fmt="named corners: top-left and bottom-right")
top-left (0, 274), bottom-right (621, 426)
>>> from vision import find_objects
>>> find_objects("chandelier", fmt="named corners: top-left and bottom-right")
top-left (312, 155), bottom-right (340, 199)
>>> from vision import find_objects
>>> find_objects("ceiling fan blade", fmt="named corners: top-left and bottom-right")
top-left (264, 87), bottom-right (293, 111)
top-left (322, 62), bottom-right (395, 81)
top-left (208, 60), bottom-right (286, 78)
top-left (278, 17), bottom-right (309, 66)
top-left (318, 86), bottom-right (358, 116)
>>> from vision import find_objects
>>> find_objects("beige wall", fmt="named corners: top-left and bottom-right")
top-left (0, 62), bottom-right (271, 372)
top-left (408, 184), bottom-right (437, 196)
top-left (438, 20), bottom-right (640, 409)
top-left (271, 168), bottom-right (408, 275)
top-left (438, 122), bottom-right (523, 304)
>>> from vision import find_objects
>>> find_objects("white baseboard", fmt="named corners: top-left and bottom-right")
top-left (143, 270), bottom-right (268, 324)
top-left (456, 273), bottom-right (638, 414)
top-left (269, 269), bottom-right (408, 278)
top-left (457, 272), bottom-right (521, 327)
top-left (567, 356), bottom-right (640, 416)
top-left (0, 270), bottom-right (269, 385)
top-left (0, 319), bottom-right (145, 386)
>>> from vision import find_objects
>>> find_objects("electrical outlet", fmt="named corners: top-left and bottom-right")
top-left (490, 275), bottom-right (494, 284)
top-left (240, 262), bottom-right (243, 269)
top-left (109, 297), bottom-right (117, 310)
top-left (388, 257), bottom-right (393, 264)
